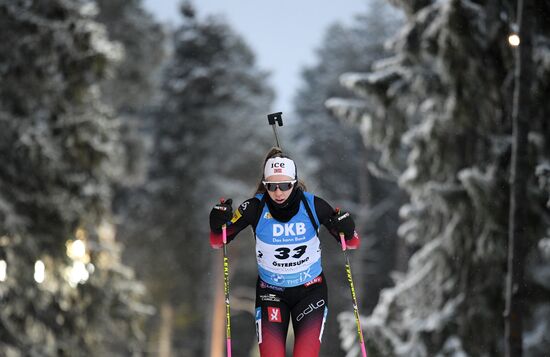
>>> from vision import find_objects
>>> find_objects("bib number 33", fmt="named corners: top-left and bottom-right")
top-left (274, 245), bottom-right (307, 260)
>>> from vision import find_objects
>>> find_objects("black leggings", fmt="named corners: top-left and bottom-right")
top-left (255, 273), bottom-right (328, 357)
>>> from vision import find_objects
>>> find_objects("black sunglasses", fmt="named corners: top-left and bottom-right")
top-left (262, 180), bottom-right (296, 192)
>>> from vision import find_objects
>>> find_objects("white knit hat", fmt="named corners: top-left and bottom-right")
top-left (264, 157), bottom-right (297, 179)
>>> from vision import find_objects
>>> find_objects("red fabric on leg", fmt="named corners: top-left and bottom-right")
top-left (292, 306), bottom-right (326, 357)
top-left (259, 322), bottom-right (287, 357)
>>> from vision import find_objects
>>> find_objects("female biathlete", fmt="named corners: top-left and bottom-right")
top-left (209, 147), bottom-right (360, 357)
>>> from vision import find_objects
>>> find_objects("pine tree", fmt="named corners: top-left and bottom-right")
top-left (95, 0), bottom-right (165, 186)
top-left (293, 0), bottom-right (401, 204)
top-left (0, 0), bottom-right (147, 354)
top-left (117, 3), bottom-right (274, 355)
top-left (292, 2), bottom-right (403, 354)
top-left (329, 0), bottom-right (550, 355)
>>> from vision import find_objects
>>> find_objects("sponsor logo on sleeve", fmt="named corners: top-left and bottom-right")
top-left (230, 209), bottom-right (242, 223)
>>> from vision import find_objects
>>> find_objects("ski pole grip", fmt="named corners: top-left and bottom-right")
top-left (339, 232), bottom-right (347, 251)
top-left (222, 224), bottom-right (227, 244)
top-left (334, 208), bottom-right (347, 251)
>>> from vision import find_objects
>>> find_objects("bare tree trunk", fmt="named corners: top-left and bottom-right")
top-left (158, 301), bottom-right (174, 357)
top-left (505, 0), bottom-right (533, 356)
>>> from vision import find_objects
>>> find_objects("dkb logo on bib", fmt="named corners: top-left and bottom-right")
top-left (273, 222), bottom-right (306, 237)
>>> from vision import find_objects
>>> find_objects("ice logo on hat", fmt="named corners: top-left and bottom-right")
top-left (264, 157), bottom-right (296, 179)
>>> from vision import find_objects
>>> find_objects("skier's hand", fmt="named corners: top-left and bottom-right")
top-left (327, 209), bottom-right (355, 241)
top-left (209, 198), bottom-right (233, 233)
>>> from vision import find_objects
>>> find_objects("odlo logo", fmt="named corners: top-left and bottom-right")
top-left (296, 299), bottom-right (325, 321)
top-left (273, 222), bottom-right (306, 237)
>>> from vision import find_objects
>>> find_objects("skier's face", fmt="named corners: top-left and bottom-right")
top-left (264, 174), bottom-right (294, 204)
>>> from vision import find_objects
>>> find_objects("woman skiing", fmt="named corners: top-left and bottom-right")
top-left (209, 147), bottom-right (360, 357)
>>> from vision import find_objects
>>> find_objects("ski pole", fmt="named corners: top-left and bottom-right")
top-left (221, 222), bottom-right (232, 357)
top-left (339, 231), bottom-right (368, 357)
top-left (267, 112), bottom-right (284, 149)
top-left (219, 198), bottom-right (233, 356)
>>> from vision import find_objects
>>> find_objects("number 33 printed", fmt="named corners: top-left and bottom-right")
top-left (274, 245), bottom-right (307, 260)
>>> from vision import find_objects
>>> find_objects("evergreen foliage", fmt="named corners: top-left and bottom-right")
top-left (0, 1), bottom-right (148, 354)
top-left (293, 0), bottom-right (401, 204)
top-left (292, 2), bottom-right (404, 354)
top-left (2, 0), bottom-right (548, 355)
top-left (95, 0), bottom-right (166, 185)
top-left (329, 0), bottom-right (550, 355)
top-left (116, 3), bottom-right (274, 354)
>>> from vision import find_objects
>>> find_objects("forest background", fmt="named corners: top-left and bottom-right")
top-left (1, 0), bottom-right (549, 356)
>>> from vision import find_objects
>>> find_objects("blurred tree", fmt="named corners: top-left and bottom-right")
top-left (293, 0), bottom-right (401, 205)
top-left (95, 0), bottom-right (165, 186)
top-left (0, 0), bottom-right (147, 355)
top-left (291, 1), bottom-right (403, 355)
top-left (329, 0), bottom-right (550, 355)
top-left (116, 2), bottom-right (274, 355)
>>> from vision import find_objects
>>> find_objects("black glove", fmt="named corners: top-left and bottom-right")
top-left (209, 199), bottom-right (233, 233)
top-left (327, 209), bottom-right (355, 240)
